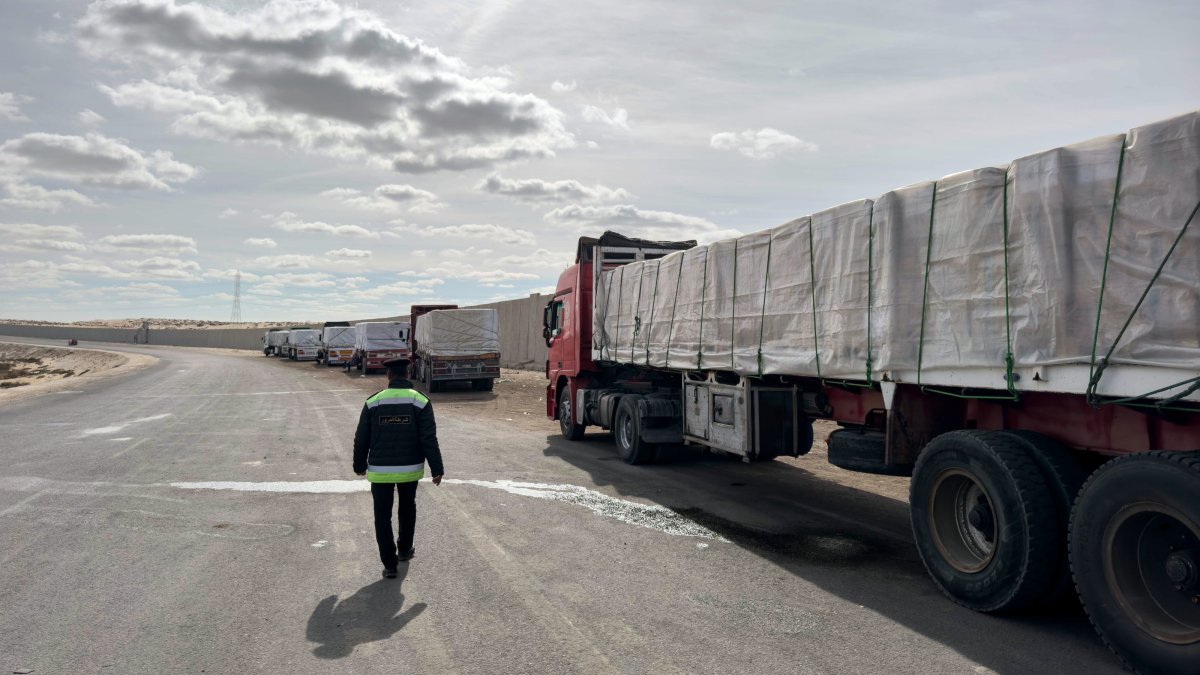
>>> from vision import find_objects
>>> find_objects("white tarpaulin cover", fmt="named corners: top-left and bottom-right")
top-left (287, 329), bottom-right (321, 347)
top-left (595, 111), bottom-right (1200, 400)
top-left (322, 326), bottom-right (355, 347)
top-left (354, 322), bottom-right (409, 352)
top-left (266, 330), bottom-right (288, 348)
top-left (415, 309), bottom-right (500, 357)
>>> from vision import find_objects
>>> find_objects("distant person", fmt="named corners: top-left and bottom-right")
top-left (353, 357), bottom-right (444, 578)
top-left (344, 351), bottom-right (362, 372)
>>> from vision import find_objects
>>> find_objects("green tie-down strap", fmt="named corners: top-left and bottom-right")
top-left (1088, 197), bottom-right (1200, 407)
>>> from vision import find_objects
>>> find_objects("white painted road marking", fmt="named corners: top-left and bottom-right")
top-left (81, 413), bottom-right (173, 436)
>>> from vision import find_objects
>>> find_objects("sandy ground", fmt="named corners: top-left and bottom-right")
top-left (0, 342), bottom-right (157, 405)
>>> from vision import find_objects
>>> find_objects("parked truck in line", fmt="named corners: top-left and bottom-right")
top-left (353, 321), bottom-right (409, 374)
top-left (286, 328), bottom-right (321, 361)
top-left (262, 328), bottom-right (285, 356)
top-left (544, 111), bottom-right (1200, 675)
top-left (318, 321), bottom-right (354, 367)
top-left (410, 306), bottom-right (501, 392)
top-left (266, 329), bottom-right (289, 357)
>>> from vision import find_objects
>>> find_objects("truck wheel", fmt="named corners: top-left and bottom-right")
top-left (614, 395), bottom-right (656, 465)
top-left (423, 364), bottom-right (439, 393)
top-left (1005, 431), bottom-right (1089, 606)
top-left (558, 387), bottom-right (586, 441)
top-left (910, 430), bottom-right (1058, 612)
top-left (1070, 451), bottom-right (1200, 675)
top-left (472, 378), bottom-right (494, 392)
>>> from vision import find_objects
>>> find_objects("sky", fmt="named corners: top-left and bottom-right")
top-left (0, 0), bottom-right (1196, 322)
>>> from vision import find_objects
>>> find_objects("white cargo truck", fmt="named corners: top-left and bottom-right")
top-left (268, 330), bottom-right (290, 358)
top-left (319, 322), bottom-right (355, 367)
top-left (286, 329), bottom-right (321, 361)
top-left (262, 328), bottom-right (284, 356)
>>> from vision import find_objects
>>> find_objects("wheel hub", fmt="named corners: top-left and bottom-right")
top-left (1165, 550), bottom-right (1198, 590)
top-left (929, 469), bottom-right (997, 573)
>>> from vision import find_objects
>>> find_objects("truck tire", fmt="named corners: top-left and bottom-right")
top-left (472, 378), bottom-right (494, 392)
top-left (910, 430), bottom-right (1058, 612)
top-left (614, 395), bottom-right (656, 465)
top-left (558, 387), bottom-right (585, 440)
top-left (1005, 430), bottom-right (1089, 607)
top-left (1070, 450), bottom-right (1200, 675)
top-left (423, 363), bottom-right (439, 393)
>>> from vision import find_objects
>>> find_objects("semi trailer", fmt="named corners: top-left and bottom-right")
top-left (544, 111), bottom-right (1200, 674)
top-left (262, 328), bottom-right (285, 356)
top-left (410, 307), bottom-right (501, 392)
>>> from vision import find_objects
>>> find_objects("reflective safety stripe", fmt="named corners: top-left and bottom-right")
top-left (367, 468), bottom-right (424, 483)
top-left (368, 463), bottom-right (423, 473)
top-left (366, 388), bottom-right (429, 409)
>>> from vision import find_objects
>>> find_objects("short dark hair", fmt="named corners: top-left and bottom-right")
top-left (386, 361), bottom-right (409, 378)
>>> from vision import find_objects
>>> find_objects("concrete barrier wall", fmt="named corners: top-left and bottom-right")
top-left (0, 324), bottom-right (269, 350)
top-left (0, 293), bottom-right (556, 371)
top-left (468, 293), bottom-right (552, 371)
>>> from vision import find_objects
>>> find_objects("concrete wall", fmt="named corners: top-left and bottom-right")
top-left (0, 292), bottom-right (556, 371)
top-left (0, 324), bottom-right (269, 350)
top-left (468, 293), bottom-right (552, 371)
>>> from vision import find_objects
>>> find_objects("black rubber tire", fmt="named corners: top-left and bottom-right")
top-left (614, 395), bottom-right (656, 465)
top-left (423, 363), bottom-right (438, 392)
top-left (558, 387), bottom-right (585, 441)
top-left (910, 430), bottom-right (1058, 612)
top-left (1004, 430), bottom-right (1089, 607)
top-left (1070, 450), bottom-right (1200, 675)
top-left (472, 378), bottom-right (494, 392)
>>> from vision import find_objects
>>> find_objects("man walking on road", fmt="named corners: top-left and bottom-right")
top-left (353, 357), bottom-right (444, 578)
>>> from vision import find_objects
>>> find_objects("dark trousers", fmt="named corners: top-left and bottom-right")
top-left (371, 481), bottom-right (418, 568)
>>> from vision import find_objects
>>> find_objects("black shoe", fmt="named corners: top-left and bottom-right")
top-left (398, 547), bottom-right (415, 562)
top-left (382, 567), bottom-right (397, 578)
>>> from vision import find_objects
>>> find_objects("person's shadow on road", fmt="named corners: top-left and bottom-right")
top-left (306, 571), bottom-right (427, 659)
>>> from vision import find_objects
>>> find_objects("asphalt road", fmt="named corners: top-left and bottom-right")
top-left (0, 339), bottom-right (1125, 674)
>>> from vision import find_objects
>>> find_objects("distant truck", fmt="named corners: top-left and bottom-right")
top-left (286, 328), bottom-right (321, 361)
top-left (411, 307), bottom-right (500, 392)
top-left (264, 329), bottom-right (289, 357)
top-left (353, 321), bottom-right (410, 374)
top-left (318, 321), bottom-right (355, 367)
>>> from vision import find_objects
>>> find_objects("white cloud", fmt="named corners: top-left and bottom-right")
top-left (0, 92), bottom-right (33, 122)
top-left (496, 248), bottom-right (571, 269)
top-left (219, 208), bottom-right (239, 219)
top-left (326, 247), bottom-right (372, 258)
top-left (0, 223), bottom-right (84, 239)
top-left (243, 237), bottom-right (277, 248)
top-left (97, 233), bottom-right (198, 253)
top-left (353, 276), bottom-right (444, 301)
top-left (392, 222), bottom-right (536, 246)
top-left (0, 178), bottom-right (98, 212)
top-left (544, 204), bottom-right (741, 243)
top-left (423, 259), bottom-right (540, 283)
top-left (270, 211), bottom-right (379, 238)
top-left (78, 109), bottom-right (106, 128)
top-left (51, 254), bottom-right (202, 280)
top-left (321, 184), bottom-right (443, 214)
top-left (709, 128), bottom-right (818, 159)
top-left (251, 254), bottom-right (321, 269)
top-left (2, 239), bottom-right (89, 253)
top-left (0, 132), bottom-right (199, 190)
top-left (81, 0), bottom-right (574, 173)
top-left (478, 173), bottom-right (630, 204)
top-left (203, 268), bottom-right (260, 281)
top-left (84, 281), bottom-right (180, 299)
top-left (581, 105), bottom-right (628, 129)
top-left (551, 80), bottom-right (577, 93)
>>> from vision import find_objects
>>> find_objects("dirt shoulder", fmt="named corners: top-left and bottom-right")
top-left (0, 342), bottom-right (157, 406)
